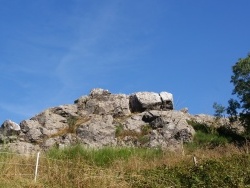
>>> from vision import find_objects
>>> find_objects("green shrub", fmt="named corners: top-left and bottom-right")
top-left (187, 120), bottom-right (216, 134)
top-left (186, 120), bottom-right (233, 150)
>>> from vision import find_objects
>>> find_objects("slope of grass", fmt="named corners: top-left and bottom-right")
top-left (0, 144), bottom-right (249, 187)
top-left (0, 119), bottom-right (249, 187)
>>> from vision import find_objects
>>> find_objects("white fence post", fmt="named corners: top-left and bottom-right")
top-left (193, 155), bottom-right (198, 166)
top-left (34, 152), bottom-right (40, 182)
top-left (181, 139), bottom-right (185, 156)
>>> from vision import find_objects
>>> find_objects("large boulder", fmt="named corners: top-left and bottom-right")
top-left (19, 106), bottom-right (75, 143)
top-left (0, 120), bottom-right (20, 143)
top-left (159, 92), bottom-right (174, 110)
top-left (75, 88), bottom-right (131, 117)
top-left (129, 91), bottom-right (173, 112)
top-left (19, 119), bottom-right (42, 142)
top-left (76, 115), bottom-right (116, 147)
top-left (142, 110), bottom-right (195, 149)
top-left (123, 114), bottom-right (146, 132)
top-left (0, 120), bottom-right (20, 136)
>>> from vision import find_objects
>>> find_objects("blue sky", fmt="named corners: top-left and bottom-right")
top-left (0, 0), bottom-right (250, 123)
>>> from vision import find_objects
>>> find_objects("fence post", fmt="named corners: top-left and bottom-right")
top-left (34, 152), bottom-right (40, 182)
top-left (246, 138), bottom-right (249, 154)
top-left (181, 139), bottom-right (185, 156)
top-left (193, 155), bottom-right (198, 166)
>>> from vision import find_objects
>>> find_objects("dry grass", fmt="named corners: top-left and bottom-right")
top-left (0, 144), bottom-right (249, 187)
top-left (0, 151), bottom-right (130, 188)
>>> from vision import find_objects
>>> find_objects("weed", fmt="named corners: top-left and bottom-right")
top-left (115, 123), bottom-right (124, 137)
top-left (67, 116), bottom-right (91, 133)
top-left (138, 135), bottom-right (150, 145)
top-left (141, 124), bottom-right (152, 135)
top-left (48, 116), bottom-right (91, 138)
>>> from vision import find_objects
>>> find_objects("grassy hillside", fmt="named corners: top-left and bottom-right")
top-left (0, 121), bottom-right (249, 187)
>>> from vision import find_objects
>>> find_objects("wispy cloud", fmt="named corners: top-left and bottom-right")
top-left (1, 1), bottom-right (156, 124)
top-left (55, 2), bottom-right (152, 91)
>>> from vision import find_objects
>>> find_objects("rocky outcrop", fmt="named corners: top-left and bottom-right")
top-left (75, 88), bottom-right (131, 117)
top-left (0, 88), bottom-right (197, 154)
top-left (129, 91), bottom-right (173, 112)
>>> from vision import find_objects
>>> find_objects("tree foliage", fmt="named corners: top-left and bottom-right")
top-left (226, 99), bottom-right (240, 122)
top-left (230, 53), bottom-right (250, 133)
top-left (213, 102), bottom-right (226, 118)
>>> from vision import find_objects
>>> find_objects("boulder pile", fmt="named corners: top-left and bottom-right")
top-left (0, 88), bottom-right (196, 154)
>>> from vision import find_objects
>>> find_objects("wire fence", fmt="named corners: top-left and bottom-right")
top-left (0, 151), bottom-right (40, 180)
top-left (0, 149), bottom-right (192, 187)
top-left (1, 151), bottom-right (81, 175)
top-left (0, 150), bottom-right (132, 187)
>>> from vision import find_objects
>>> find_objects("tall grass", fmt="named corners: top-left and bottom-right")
top-left (46, 145), bottom-right (163, 167)
top-left (0, 144), bottom-right (249, 187)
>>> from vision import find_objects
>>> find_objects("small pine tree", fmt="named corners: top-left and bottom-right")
top-left (213, 102), bottom-right (226, 118)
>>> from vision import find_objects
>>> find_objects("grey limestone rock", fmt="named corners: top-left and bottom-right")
top-left (141, 110), bottom-right (195, 148)
top-left (0, 88), bottom-right (199, 154)
top-left (129, 91), bottom-right (173, 113)
top-left (123, 114), bottom-right (146, 132)
top-left (20, 119), bottom-right (43, 142)
top-left (20, 109), bottom-right (68, 143)
top-left (159, 92), bottom-right (174, 110)
top-left (0, 120), bottom-right (20, 143)
top-left (50, 104), bottom-right (78, 118)
top-left (90, 88), bottom-right (111, 97)
top-left (0, 120), bottom-right (20, 136)
top-left (75, 88), bottom-right (131, 117)
top-left (76, 115), bottom-right (117, 147)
